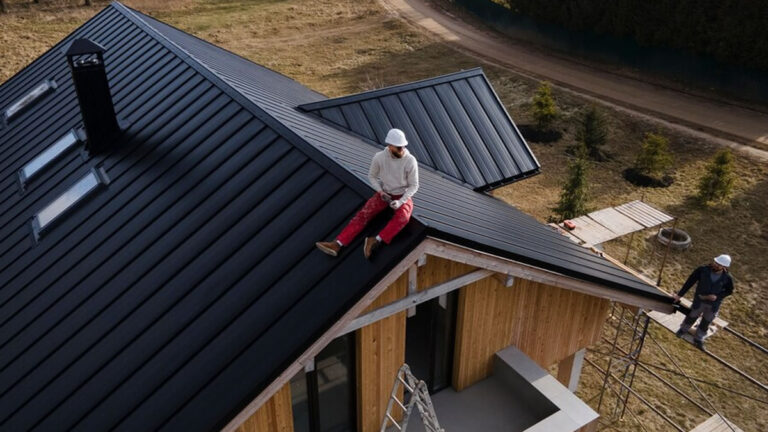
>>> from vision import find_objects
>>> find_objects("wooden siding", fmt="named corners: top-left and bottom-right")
top-left (452, 273), bottom-right (516, 390)
top-left (416, 256), bottom-right (475, 292)
top-left (356, 272), bottom-right (408, 432)
top-left (235, 383), bottom-right (293, 432)
top-left (453, 277), bottom-right (610, 390)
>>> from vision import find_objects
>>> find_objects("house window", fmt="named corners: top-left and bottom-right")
top-left (33, 168), bottom-right (105, 237)
top-left (291, 334), bottom-right (356, 432)
top-left (4, 80), bottom-right (57, 122)
top-left (20, 129), bottom-right (82, 184)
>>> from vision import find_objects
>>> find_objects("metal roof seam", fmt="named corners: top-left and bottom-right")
top-left (110, 4), bottom-right (375, 201)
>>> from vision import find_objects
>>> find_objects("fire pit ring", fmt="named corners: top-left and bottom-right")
top-left (657, 227), bottom-right (692, 250)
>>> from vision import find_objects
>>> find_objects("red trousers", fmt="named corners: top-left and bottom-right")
top-left (337, 193), bottom-right (413, 245)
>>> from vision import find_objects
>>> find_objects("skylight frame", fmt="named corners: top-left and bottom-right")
top-left (19, 128), bottom-right (84, 186)
top-left (32, 167), bottom-right (108, 240)
top-left (3, 79), bottom-right (58, 123)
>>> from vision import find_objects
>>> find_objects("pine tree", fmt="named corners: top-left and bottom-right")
top-left (633, 132), bottom-right (673, 178)
top-left (697, 149), bottom-right (735, 203)
top-left (531, 81), bottom-right (558, 132)
top-left (577, 105), bottom-right (608, 161)
top-left (553, 150), bottom-right (589, 221)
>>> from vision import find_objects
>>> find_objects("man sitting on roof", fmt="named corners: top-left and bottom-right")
top-left (674, 254), bottom-right (734, 350)
top-left (316, 128), bottom-right (419, 259)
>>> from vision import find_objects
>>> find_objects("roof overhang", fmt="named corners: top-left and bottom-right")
top-left (422, 237), bottom-right (674, 313)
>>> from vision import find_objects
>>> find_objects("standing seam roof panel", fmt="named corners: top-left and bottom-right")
top-left (378, 94), bottom-right (435, 167)
top-left (397, 91), bottom-right (462, 180)
top-left (432, 82), bottom-right (503, 181)
top-left (0, 112), bottom-right (262, 379)
top-left (1, 4), bottom-right (428, 431)
top-left (0, 48), bottom-right (188, 228)
top-left (416, 86), bottom-right (486, 185)
top-left (450, 79), bottom-right (520, 175)
top-left (467, 75), bottom-right (538, 173)
top-left (297, 69), bottom-right (541, 190)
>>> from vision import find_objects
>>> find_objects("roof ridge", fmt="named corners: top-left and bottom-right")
top-left (111, 1), bottom-right (375, 200)
top-left (298, 67), bottom-right (485, 112)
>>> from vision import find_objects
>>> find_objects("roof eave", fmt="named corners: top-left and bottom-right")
top-left (422, 234), bottom-right (674, 310)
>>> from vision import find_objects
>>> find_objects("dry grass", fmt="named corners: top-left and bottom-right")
top-left (2, 0), bottom-right (766, 430)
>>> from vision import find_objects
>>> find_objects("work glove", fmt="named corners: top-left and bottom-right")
top-left (378, 191), bottom-right (392, 202)
top-left (390, 199), bottom-right (403, 210)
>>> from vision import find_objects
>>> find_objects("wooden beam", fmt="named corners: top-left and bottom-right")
top-left (423, 238), bottom-right (674, 313)
top-left (303, 357), bottom-right (315, 373)
top-left (221, 240), bottom-right (428, 432)
top-left (557, 349), bottom-right (585, 392)
top-left (493, 273), bottom-right (515, 288)
top-left (417, 254), bottom-right (427, 267)
top-left (407, 264), bottom-right (417, 317)
top-left (341, 269), bottom-right (494, 335)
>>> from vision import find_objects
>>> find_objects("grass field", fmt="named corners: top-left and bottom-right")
top-left (2, 0), bottom-right (766, 430)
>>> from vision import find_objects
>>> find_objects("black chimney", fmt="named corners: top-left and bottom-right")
top-left (65, 38), bottom-right (122, 154)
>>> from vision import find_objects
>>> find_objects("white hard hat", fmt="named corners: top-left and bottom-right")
top-left (714, 254), bottom-right (731, 267)
top-left (385, 128), bottom-right (408, 147)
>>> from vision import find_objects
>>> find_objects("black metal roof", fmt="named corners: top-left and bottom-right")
top-left (298, 69), bottom-right (540, 191)
top-left (0, 3), bottom-right (670, 431)
top-left (0, 5), bottom-right (424, 432)
top-left (138, 8), bottom-right (667, 300)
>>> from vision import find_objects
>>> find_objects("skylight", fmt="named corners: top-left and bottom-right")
top-left (4, 80), bottom-right (57, 122)
top-left (20, 129), bottom-right (82, 184)
top-left (33, 169), bottom-right (104, 236)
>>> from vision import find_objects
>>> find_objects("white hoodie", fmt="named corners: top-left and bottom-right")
top-left (368, 148), bottom-right (419, 201)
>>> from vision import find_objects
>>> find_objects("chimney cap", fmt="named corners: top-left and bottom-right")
top-left (65, 38), bottom-right (106, 57)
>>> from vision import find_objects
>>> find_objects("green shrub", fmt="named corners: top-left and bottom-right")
top-left (577, 105), bottom-right (608, 161)
top-left (553, 153), bottom-right (589, 221)
top-left (697, 149), bottom-right (735, 203)
top-left (531, 81), bottom-right (558, 132)
top-left (633, 132), bottom-right (673, 178)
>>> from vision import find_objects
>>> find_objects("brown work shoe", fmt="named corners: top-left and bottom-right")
top-left (363, 237), bottom-right (380, 259)
top-left (316, 241), bottom-right (341, 257)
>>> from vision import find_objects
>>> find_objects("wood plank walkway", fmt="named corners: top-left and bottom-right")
top-left (689, 414), bottom-right (743, 432)
top-left (559, 201), bottom-right (673, 246)
top-left (647, 298), bottom-right (729, 341)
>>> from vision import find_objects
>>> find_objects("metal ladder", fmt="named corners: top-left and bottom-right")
top-left (380, 364), bottom-right (444, 432)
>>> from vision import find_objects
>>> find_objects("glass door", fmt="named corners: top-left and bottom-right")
top-left (405, 291), bottom-right (458, 393)
top-left (291, 334), bottom-right (356, 432)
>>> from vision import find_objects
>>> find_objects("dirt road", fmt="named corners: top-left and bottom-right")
top-left (379, 0), bottom-right (768, 161)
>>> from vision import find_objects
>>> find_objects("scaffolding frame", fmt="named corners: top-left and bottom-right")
top-left (596, 303), bottom-right (651, 422)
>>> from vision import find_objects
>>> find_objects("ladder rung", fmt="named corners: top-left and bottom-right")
top-left (397, 376), bottom-right (415, 392)
top-left (393, 397), bottom-right (407, 412)
top-left (386, 413), bottom-right (402, 430)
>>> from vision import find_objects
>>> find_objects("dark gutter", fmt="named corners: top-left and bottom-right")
top-left (476, 168), bottom-right (542, 192)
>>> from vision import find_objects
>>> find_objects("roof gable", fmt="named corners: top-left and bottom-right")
top-left (298, 69), bottom-right (541, 190)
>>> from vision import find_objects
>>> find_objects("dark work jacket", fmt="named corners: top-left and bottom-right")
top-left (677, 265), bottom-right (734, 312)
